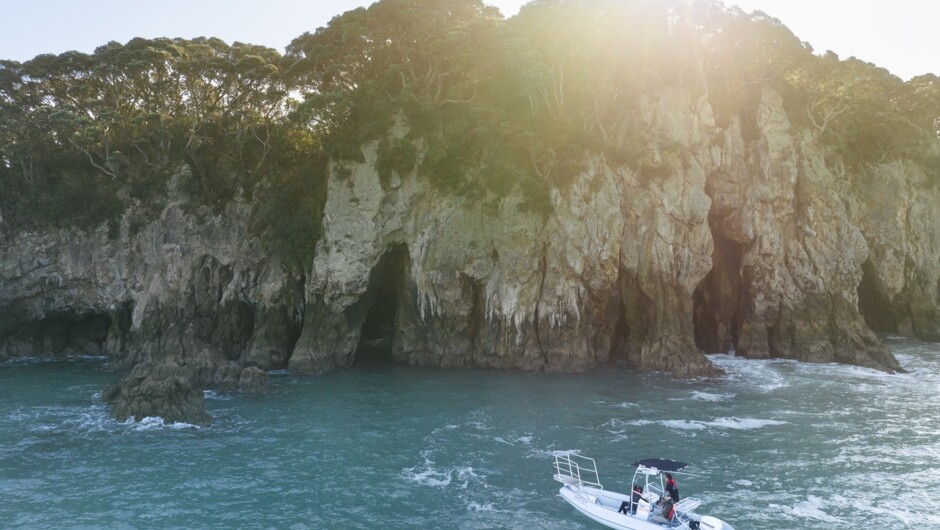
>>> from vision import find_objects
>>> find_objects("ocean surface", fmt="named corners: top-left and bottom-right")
top-left (1, 335), bottom-right (938, 529)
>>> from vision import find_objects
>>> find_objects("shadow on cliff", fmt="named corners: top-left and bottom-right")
top-left (693, 228), bottom-right (746, 355)
top-left (351, 244), bottom-right (409, 366)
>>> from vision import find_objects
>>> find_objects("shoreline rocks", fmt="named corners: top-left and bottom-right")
top-left (102, 359), bottom-right (270, 426)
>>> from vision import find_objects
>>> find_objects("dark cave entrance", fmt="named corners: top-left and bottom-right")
top-left (607, 270), bottom-right (649, 365)
top-left (608, 311), bottom-right (633, 363)
top-left (857, 259), bottom-right (898, 333)
top-left (693, 228), bottom-right (746, 353)
top-left (354, 245), bottom-right (409, 365)
top-left (4, 311), bottom-right (119, 357)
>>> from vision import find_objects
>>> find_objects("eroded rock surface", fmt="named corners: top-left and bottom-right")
top-left (1, 169), bottom-right (296, 421)
top-left (4, 85), bottom-right (937, 389)
top-left (696, 87), bottom-right (903, 371)
top-left (291, 86), bottom-right (932, 376)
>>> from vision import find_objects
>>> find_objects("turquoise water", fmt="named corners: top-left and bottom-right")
top-left (2, 336), bottom-right (939, 529)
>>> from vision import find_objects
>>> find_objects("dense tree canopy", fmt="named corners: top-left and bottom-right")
top-left (1, 0), bottom-right (937, 259)
top-left (0, 37), bottom-right (324, 264)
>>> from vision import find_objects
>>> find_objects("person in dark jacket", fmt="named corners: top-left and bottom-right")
top-left (617, 484), bottom-right (644, 514)
top-left (665, 473), bottom-right (680, 502)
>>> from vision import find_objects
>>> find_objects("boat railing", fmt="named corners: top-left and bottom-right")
top-left (552, 451), bottom-right (603, 490)
top-left (674, 496), bottom-right (701, 515)
top-left (644, 481), bottom-right (664, 500)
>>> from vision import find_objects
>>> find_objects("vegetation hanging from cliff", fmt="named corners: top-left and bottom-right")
top-left (1, 0), bottom-right (938, 250)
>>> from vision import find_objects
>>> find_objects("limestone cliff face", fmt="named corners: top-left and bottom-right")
top-left (288, 88), bottom-right (719, 376)
top-left (291, 86), bottom-right (932, 376)
top-left (3, 86), bottom-right (937, 383)
top-left (0, 169), bottom-right (304, 382)
top-left (697, 87), bottom-right (902, 371)
top-left (849, 160), bottom-right (940, 341)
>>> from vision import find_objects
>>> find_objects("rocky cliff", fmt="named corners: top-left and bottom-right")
top-left (2, 84), bottom-right (938, 423)
top-left (1, 169), bottom-right (304, 371)
top-left (0, 170), bottom-right (301, 423)
top-left (289, 86), bottom-right (933, 377)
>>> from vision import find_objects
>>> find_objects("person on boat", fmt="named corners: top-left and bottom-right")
top-left (665, 472), bottom-right (680, 502)
top-left (631, 483), bottom-right (643, 514)
top-left (617, 484), bottom-right (644, 515)
top-left (650, 495), bottom-right (675, 524)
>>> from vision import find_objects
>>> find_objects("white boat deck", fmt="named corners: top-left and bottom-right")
top-left (552, 451), bottom-right (735, 530)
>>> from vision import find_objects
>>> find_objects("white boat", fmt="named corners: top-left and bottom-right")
top-left (552, 451), bottom-right (737, 530)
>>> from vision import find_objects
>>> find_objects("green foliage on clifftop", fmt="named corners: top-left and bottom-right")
top-left (284, 0), bottom-right (940, 196)
top-left (0, 37), bottom-right (326, 266)
top-left (1, 0), bottom-right (938, 252)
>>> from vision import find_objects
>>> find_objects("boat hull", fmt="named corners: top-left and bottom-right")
top-left (558, 485), bottom-right (672, 530)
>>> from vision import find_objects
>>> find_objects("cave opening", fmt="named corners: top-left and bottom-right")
top-left (354, 244), bottom-right (409, 365)
top-left (857, 259), bottom-right (898, 333)
top-left (607, 269), bottom-right (648, 366)
top-left (3, 312), bottom-right (115, 358)
top-left (693, 227), bottom-right (746, 354)
top-left (608, 311), bottom-right (633, 363)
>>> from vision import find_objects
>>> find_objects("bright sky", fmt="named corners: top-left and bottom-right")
top-left (0, 0), bottom-right (935, 80)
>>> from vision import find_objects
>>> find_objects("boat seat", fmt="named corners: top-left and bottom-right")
top-left (553, 473), bottom-right (580, 486)
top-left (576, 492), bottom-right (599, 504)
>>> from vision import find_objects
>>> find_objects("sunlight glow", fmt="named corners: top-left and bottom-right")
top-left (0, 0), bottom-right (934, 80)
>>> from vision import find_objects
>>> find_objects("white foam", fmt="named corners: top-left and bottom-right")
top-left (788, 497), bottom-right (845, 524)
top-left (615, 401), bottom-right (639, 408)
top-left (690, 391), bottom-right (732, 402)
top-left (407, 468), bottom-right (453, 487)
top-left (709, 417), bottom-right (786, 430)
top-left (123, 416), bottom-right (201, 431)
top-left (466, 501), bottom-right (499, 512)
top-left (494, 434), bottom-right (533, 446)
top-left (203, 390), bottom-right (233, 401)
top-left (660, 419), bottom-right (709, 430)
top-left (401, 464), bottom-right (480, 488)
top-left (619, 417), bottom-right (785, 431)
top-left (709, 355), bottom-right (791, 392)
top-left (400, 453), bottom-right (484, 489)
top-left (22, 404), bottom-right (116, 434)
top-left (525, 447), bottom-right (556, 459)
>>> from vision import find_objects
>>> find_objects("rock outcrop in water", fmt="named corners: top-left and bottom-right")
top-left (103, 364), bottom-right (212, 427)
top-left (102, 359), bottom-right (268, 425)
